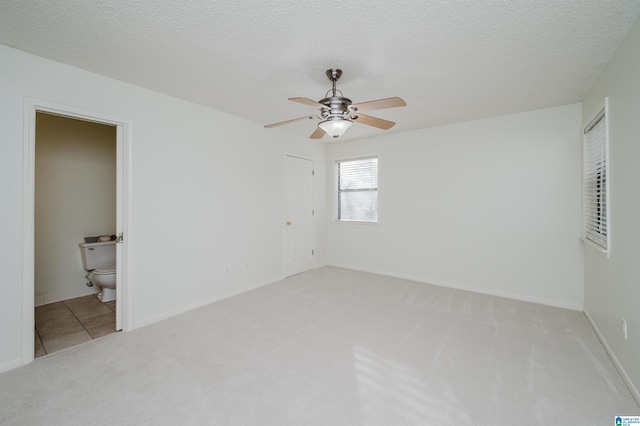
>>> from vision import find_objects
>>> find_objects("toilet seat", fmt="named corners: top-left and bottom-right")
top-left (94, 265), bottom-right (116, 274)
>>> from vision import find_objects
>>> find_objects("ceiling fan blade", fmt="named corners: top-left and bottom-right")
top-left (352, 113), bottom-right (396, 130)
top-left (309, 127), bottom-right (326, 139)
top-left (289, 97), bottom-right (328, 109)
top-left (351, 97), bottom-right (406, 112)
top-left (264, 115), bottom-right (316, 128)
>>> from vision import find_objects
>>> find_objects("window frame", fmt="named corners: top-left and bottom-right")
top-left (582, 98), bottom-right (610, 255)
top-left (335, 155), bottom-right (379, 224)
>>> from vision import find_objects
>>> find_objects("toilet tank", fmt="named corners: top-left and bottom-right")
top-left (79, 241), bottom-right (116, 270)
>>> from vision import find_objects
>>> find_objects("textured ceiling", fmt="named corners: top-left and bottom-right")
top-left (2, 1), bottom-right (640, 141)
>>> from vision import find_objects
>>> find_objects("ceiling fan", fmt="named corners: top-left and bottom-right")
top-left (264, 69), bottom-right (406, 140)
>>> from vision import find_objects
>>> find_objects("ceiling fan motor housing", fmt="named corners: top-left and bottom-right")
top-left (319, 96), bottom-right (352, 118)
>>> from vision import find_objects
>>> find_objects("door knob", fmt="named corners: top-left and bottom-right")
top-left (286, 221), bottom-right (292, 225)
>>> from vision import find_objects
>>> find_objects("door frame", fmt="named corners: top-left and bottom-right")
top-left (22, 98), bottom-right (134, 365)
top-left (283, 153), bottom-right (315, 277)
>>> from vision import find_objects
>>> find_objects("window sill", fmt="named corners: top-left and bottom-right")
top-left (333, 220), bottom-right (379, 226)
top-left (580, 237), bottom-right (610, 258)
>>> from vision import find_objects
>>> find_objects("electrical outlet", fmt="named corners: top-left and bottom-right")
top-left (622, 318), bottom-right (628, 340)
top-left (410, 253), bottom-right (414, 261)
top-left (224, 265), bottom-right (231, 274)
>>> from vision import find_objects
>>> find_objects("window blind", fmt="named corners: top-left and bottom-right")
top-left (337, 157), bottom-right (378, 222)
top-left (583, 109), bottom-right (608, 249)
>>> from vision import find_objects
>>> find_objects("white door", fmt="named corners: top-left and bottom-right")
top-left (115, 125), bottom-right (124, 331)
top-left (284, 155), bottom-right (314, 277)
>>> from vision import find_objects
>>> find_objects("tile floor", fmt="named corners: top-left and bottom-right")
top-left (35, 295), bottom-right (117, 358)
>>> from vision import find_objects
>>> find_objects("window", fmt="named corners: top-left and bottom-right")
top-left (583, 103), bottom-right (609, 251)
top-left (337, 156), bottom-right (378, 222)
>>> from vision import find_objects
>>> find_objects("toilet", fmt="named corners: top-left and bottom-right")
top-left (79, 241), bottom-right (117, 302)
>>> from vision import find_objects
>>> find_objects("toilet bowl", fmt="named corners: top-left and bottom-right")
top-left (93, 265), bottom-right (116, 302)
top-left (79, 241), bottom-right (117, 302)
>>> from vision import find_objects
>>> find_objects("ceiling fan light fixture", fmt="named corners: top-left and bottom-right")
top-left (318, 118), bottom-right (353, 138)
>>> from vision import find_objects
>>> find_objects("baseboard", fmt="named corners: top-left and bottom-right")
top-left (326, 262), bottom-right (583, 311)
top-left (314, 261), bottom-right (328, 269)
top-left (0, 358), bottom-right (22, 374)
top-left (35, 289), bottom-right (99, 306)
top-left (584, 309), bottom-right (640, 406)
top-left (134, 275), bottom-right (285, 329)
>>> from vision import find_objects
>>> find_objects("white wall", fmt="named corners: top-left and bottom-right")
top-left (582, 16), bottom-right (640, 401)
top-left (327, 104), bottom-right (584, 309)
top-left (0, 45), bottom-right (327, 370)
top-left (35, 113), bottom-right (116, 304)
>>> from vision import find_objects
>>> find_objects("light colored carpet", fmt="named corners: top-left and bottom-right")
top-left (1, 267), bottom-right (638, 425)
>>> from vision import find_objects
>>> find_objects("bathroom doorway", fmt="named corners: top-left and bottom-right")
top-left (34, 113), bottom-right (116, 357)
top-left (22, 99), bottom-right (132, 365)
